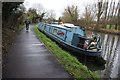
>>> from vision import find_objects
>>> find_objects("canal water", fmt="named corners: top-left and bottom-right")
top-left (96, 32), bottom-right (119, 78)
top-left (84, 31), bottom-right (120, 78)
top-left (54, 28), bottom-right (120, 78)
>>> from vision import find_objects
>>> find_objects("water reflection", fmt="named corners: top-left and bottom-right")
top-left (98, 34), bottom-right (119, 78)
top-left (84, 31), bottom-right (119, 78)
top-left (60, 30), bottom-right (119, 78)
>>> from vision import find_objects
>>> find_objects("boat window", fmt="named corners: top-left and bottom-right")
top-left (77, 37), bottom-right (86, 49)
top-left (49, 26), bottom-right (51, 32)
top-left (53, 29), bottom-right (57, 35)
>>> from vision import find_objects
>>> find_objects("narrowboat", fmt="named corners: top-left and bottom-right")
top-left (38, 22), bottom-right (102, 57)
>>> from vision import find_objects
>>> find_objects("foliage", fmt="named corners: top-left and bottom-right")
top-left (2, 2), bottom-right (24, 22)
top-left (26, 3), bottom-right (47, 23)
top-left (34, 25), bottom-right (99, 79)
top-left (26, 8), bottom-right (39, 23)
top-left (2, 2), bottom-right (25, 56)
top-left (2, 2), bottom-right (25, 28)
top-left (27, 3), bottom-right (56, 23)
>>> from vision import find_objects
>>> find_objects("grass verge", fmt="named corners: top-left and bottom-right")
top-left (34, 25), bottom-right (99, 79)
top-left (18, 24), bottom-right (25, 30)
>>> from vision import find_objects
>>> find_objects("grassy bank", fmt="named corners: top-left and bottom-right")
top-left (85, 27), bottom-right (120, 35)
top-left (34, 25), bottom-right (99, 79)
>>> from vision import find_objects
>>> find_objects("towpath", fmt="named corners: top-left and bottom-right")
top-left (3, 25), bottom-right (72, 78)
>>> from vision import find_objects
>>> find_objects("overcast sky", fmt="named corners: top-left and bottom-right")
top-left (23, 0), bottom-right (119, 19)
top-left (23, 0), bottom-right (96, 19)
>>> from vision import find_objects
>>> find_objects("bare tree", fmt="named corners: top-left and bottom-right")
top-left (111, 0), bottom-right (115, 19)
top-left (82, 5), bottom-right (94, 27)
top-left (61, 5), bottom-right (79, 25)
top-left (108, 0), bottom-right (116, 29)
top-left (104, 0), bottom-right (109, 20)
top-left (95, 0), bottom-right (104, 30)
top-left (117, 0), bottom-right (120, 30)
top-left (31, 3), bottom-right (45, 15)
top-left (113, 1), bottom-right (119, 27)
top-left (81, 0), bottom-right (120, 31)
top-left (45, 10), bottom-right (56, 19)
top-left (45, 10), bottom-right (56, 23)
top-left (105, 0), bottom-right (120, 30)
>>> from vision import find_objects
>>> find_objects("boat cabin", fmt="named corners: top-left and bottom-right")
top-left (39, 22), bottom-right (86, 48)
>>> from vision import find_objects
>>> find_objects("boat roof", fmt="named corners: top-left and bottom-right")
top-left (49, 24), bottom-right (68, 29)
top-left (47, 23), bottom-right (80, 30)
top-left (61, 23), bottom-right (78, 28)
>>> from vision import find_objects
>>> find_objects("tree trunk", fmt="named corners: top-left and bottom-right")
top-left (104, 0), bottom-right (108, 29)
top-left (95, 1), bottom-right (103, 31)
